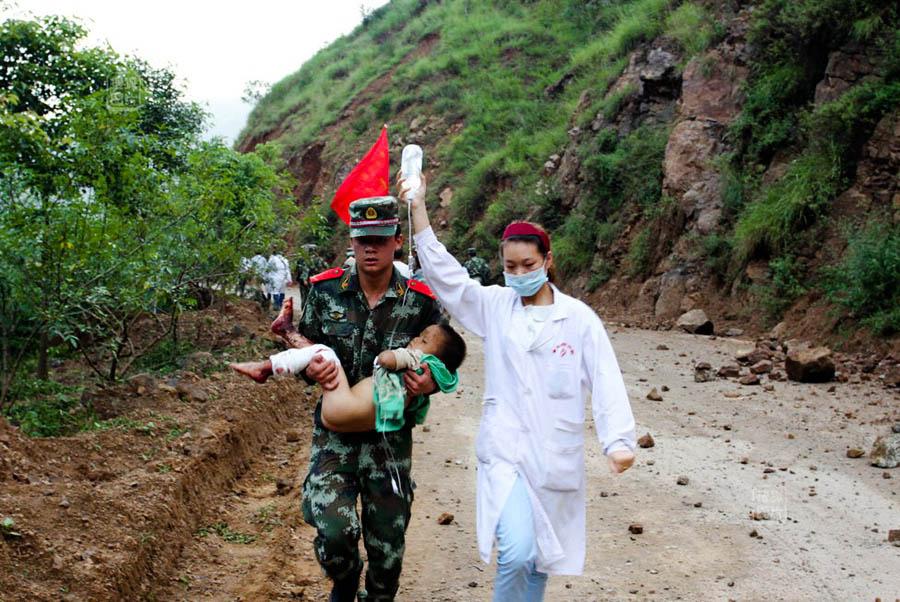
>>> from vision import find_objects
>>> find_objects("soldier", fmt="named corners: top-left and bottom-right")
top-left (463, 247), bottom-right (490, 284)
top-left (294, 244), bottom-right (320, 306)
top-left (298, 196), bottom-right (443, 602)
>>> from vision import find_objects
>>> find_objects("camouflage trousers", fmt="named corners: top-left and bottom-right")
top-left (301, 410), bottom-right (414, 602)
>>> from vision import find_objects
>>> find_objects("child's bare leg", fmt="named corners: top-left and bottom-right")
top-left (321, 376), bottom-right (377, 433)
top-left (229, 359), bottom-right (273, 383)
top-left (269, 297), bottom-right (313, 349)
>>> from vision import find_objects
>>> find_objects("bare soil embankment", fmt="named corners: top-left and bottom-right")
top-left (2, 294), bottom-right (898, 601)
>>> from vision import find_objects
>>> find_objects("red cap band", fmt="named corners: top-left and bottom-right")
top-left (501, 222), bottom-right (551, 252)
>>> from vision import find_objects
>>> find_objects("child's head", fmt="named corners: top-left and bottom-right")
top-left (409, 323), bottom-right (467, 373)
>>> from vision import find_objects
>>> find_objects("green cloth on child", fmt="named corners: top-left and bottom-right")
top-left (373, 352), bottom-right (458, 432)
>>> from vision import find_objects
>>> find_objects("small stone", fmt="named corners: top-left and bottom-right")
top-left (717, 365), bottom-right (742, 378)
top-left (739, 374), bottom-right (761, 386)
top-left (888, 530), bottom-right (900, 543)
top-left (628, 523), bottom-right (644, 534)
top-left (637, 433), bottom-right (655, 448)
top-left (437, 513), bottom-right (454, 525)
top-left (655, 344), bottom-right (669, 350)
top-left (59, 499), bottom-right (70, 509)
top-left (676, 475), bottom-right (689, 486)
top-left (285, 429), bottom-right (302, 443)
top-left (646, 388), bottom-right (663, 401)
top-left (845, 449), bottom-right (864, 458)
top-left (468, 581), bottom-right (478, 588)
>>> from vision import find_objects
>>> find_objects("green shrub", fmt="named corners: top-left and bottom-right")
top-left (733, 148), bottom-right (843, 263)
top-left (587, 259), bottom-right (615, 291)
top-left (697, 233), bottom-right (733, 277)
top-left (626, 227), bottom-right (652, 278)
top-left (131, 338), bottom-right (198, 374)
top-left (665, 2), bottom-right (719, 57)
top-left (3, 380), bottom-right (90, 437)
top-left (824, 219), bottom-right (900, 334)
top-left (755, 254), bottom-right (807, 322)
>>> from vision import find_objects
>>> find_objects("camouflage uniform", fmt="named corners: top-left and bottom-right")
top-left (298, 198), bottom-right (443, 602)
top-left (464, 255), bottom-right (490, 284)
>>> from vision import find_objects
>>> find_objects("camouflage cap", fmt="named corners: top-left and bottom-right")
top-left (348, 196), bottom-right (399, 238)
top-left (467, 247), bottom-right (477, 255)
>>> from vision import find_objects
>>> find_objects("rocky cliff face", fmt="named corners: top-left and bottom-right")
top-left (239, 4), bottom-right (899, 350)
top-left (540, 7), bottom-right (898, 347)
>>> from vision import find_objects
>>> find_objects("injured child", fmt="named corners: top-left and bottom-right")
top-left (230, 298), bottom-right (466, 433)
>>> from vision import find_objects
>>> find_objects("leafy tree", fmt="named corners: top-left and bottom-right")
top-left (0, 13), bottom-right (294, 411)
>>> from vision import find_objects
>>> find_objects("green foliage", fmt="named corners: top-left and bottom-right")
top-left (0, 12), bottom-right (296, 402)
top-left (1, 517), bottom-right (22, 538)
top-left (824, 219), bottom-right (900, 335)
top-left (695, 233), bottom-right (733, 278)
top-left (665, 2), bottom-right (720, 57)
top-left (587, 258), bottom-right (615, 292)
top-left (755, 254), bottom-right (807, 321)
top-left (3, 380), bottom-right (90, 437)
top-left (626, 227), bottom-right (652, 279)
top-left (197, 522), bottom-right (257, 544)
top-left (733, 148), bottom-right (843, 263)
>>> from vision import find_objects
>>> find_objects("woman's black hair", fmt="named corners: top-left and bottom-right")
top-left (433, 322), bottom-right (467, 373)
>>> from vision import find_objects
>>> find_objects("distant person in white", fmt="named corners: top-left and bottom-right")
top-left (398, 173), bottom-right (636, 601)
top-left (393, 248), bottom-right (411, 278)
top-left (266, 250), bottom-right (291, 311)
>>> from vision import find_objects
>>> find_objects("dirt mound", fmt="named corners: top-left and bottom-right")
top-left (0, 299), bottom-right (319, 600)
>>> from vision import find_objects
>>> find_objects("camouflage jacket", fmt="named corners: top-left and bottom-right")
top-left (464, 256), bottom-right (490, 281)
top-left (299, 264), bottom-right (444, 388)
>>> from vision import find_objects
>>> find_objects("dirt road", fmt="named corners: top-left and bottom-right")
top-left (161, 301), bottom-right (899, 601)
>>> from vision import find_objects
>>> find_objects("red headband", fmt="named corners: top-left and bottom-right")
top-left (501, 222), bottom-right (550, 252)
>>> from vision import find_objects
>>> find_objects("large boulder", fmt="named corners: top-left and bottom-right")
top-left (869, 434), bottom-right (900, 469)
top-left (785, 347), bottom-right (835, 383)
top-left (676, 309), bottom-right (713, 335)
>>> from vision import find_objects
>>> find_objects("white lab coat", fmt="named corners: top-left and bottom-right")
top-left (265, 254), bottom-right (291, 294)
top-left (414, 226), bottom-right (636, 575)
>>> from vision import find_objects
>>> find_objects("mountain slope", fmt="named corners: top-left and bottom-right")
top-left (237, 0), bottom-right (900, 351)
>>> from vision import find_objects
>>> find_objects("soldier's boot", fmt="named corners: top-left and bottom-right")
top-left (328, 572), bottom-right (360, 602)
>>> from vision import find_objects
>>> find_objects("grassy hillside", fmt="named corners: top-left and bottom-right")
top-left (239, 0), bottom-right (900, 342)
top-left (240, 0), bottom-right (684, 237)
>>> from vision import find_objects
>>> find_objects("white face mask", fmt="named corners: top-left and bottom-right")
top-left (503, 260), bottom-right (547, 297)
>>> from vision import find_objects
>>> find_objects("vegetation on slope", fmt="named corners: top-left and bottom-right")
top-left (243, 0), bottom-right (900, 337)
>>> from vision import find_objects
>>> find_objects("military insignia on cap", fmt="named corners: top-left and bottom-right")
top-left (365, 207), bottom-right (377, 219)
top-left (330, 311), bottom-right (343, 320)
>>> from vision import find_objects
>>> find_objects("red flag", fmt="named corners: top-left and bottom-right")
top-left (331, 125), bottom-right (389, 224)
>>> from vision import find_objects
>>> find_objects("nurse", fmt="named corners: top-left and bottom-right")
top-left (399, 173), bottom-right (636, 601)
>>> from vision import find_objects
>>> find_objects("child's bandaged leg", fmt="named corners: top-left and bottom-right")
top-left (270, 345), bottom-right (340, 375)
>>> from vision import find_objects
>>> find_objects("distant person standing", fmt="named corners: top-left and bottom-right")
top-left (249, 252), bottom-right (270, 309)
top-left (463, 247), bottom-right (490, 284)
top-left (266, 249), bottom-right (291, 311)
top-left (342, 247), bottom-right (356, 270)
top-left (393, 247), bottom-right (411, 278)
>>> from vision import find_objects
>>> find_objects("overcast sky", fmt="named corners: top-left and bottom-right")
top-left (4, 0), bottom-right (389, 142)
